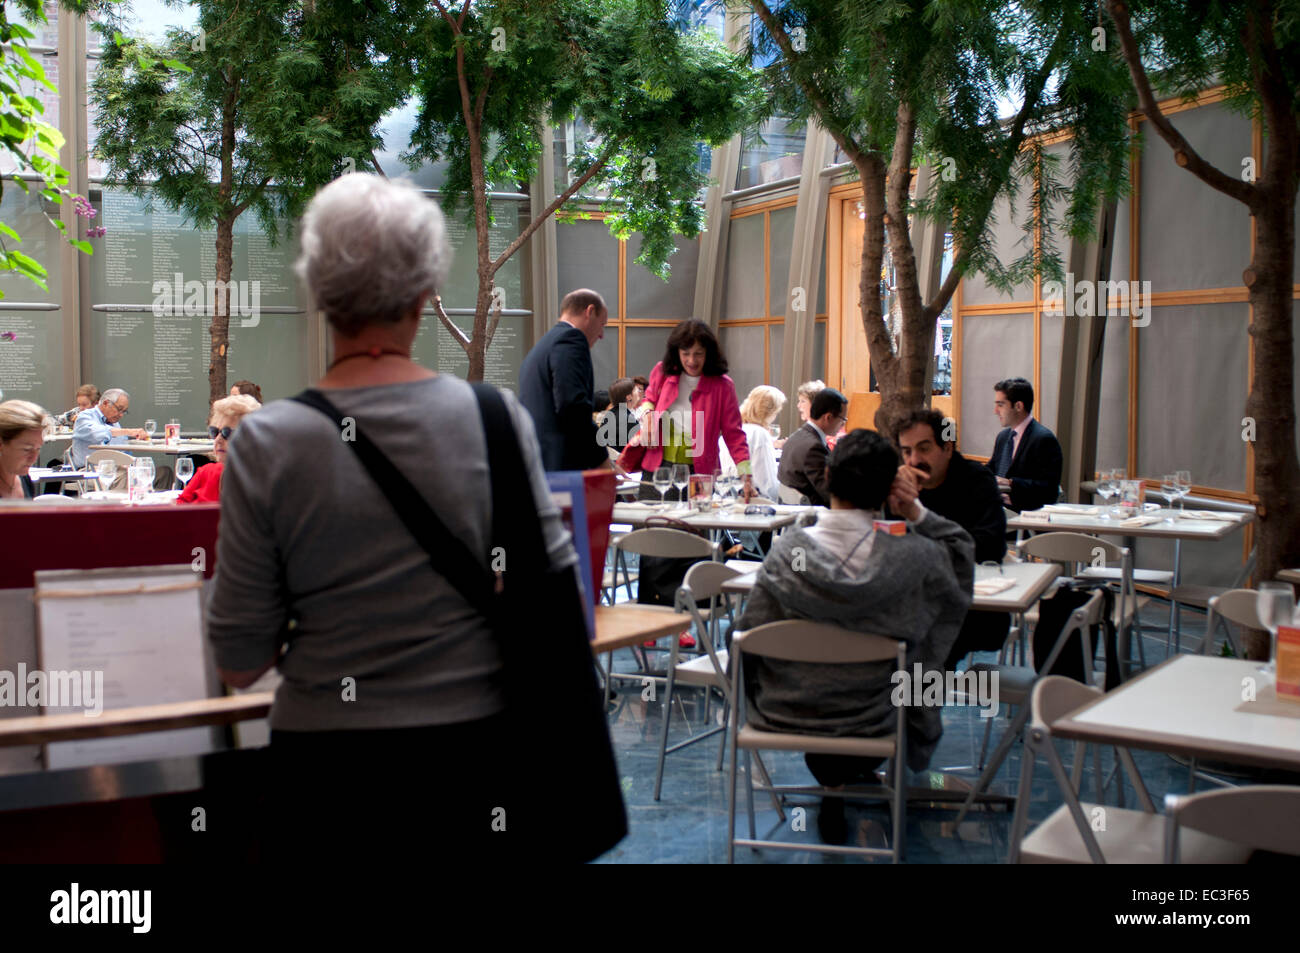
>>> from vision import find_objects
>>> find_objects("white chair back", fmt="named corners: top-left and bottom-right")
top-left (1165, 786), bottom-right (1300, 862)
top-left (734, 619), bottom-right (899, 665)
top-left (777, 484), bottom-right (807, 505)
top-left (614, 527), bottom-right (717, 560)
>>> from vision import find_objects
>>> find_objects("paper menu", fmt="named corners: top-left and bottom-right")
top-left (1276, 625), bottom-right (1300, 701)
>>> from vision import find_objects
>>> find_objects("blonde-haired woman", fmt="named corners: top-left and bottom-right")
top-left (719, 384), bottom-right (785, 501)
top-left (0, 399), bottom-right (47, 499)
top-left (177, 394), bottom-right (261, 503)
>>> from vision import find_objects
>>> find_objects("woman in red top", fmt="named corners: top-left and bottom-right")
top-left (178, 393), bottom-right (261, 503)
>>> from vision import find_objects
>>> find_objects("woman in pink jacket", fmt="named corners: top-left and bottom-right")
top-left (620, 319), bottom-right (753, 502)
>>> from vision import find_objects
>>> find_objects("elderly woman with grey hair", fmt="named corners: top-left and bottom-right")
top-left (205, 173), bottom-right (624, 862)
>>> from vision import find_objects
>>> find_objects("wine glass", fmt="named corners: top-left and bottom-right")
top-left (1256, 582), bottom-right (1296, 674)
top-left (1095, 471), bottom-right (1115, 519)
top-left (652, 466), bottom-right (672, 508)
top-left (95, 459), bottom-right (117, 493)
top-left (1160, 475), bottom-right (1179, 523)
top-left (670, 464), bottom-right (690, 510)
top-left (175, 457), bottom-right (195, 491)
top-left (1175, 470), bottom-right (1192, 512)
top-left (770, 423), bottom-right (781, 441)
top-left (144, 419), bottom-right (157, 441)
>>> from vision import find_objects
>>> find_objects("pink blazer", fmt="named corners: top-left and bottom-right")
top-left (630, 362), bottom-right (751, 477)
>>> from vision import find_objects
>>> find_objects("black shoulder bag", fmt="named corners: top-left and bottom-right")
top-left (291, 384), bottom-right (627, 862)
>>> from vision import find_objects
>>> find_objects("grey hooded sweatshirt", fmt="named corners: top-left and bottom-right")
top-left (736, 507), bottom-right (974, 771)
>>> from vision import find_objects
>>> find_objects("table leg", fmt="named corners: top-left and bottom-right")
top-left (1168, 537), bottom-right (1183, 654)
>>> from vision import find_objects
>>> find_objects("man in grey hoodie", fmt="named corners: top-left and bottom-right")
top-left (737, 428), bottom-right (974, 843)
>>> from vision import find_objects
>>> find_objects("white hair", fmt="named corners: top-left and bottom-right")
top-left (294, 173), bottom-right (452, 336)
top-left (101, 388), bottom-right (128, 404)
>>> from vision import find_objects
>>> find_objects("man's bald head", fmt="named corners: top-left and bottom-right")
top-left (559, 288), bottom-right (609, 347)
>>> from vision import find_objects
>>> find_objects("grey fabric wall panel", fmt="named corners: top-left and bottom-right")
top-left (592, 328), bottom-right (619, 393)
top-left (768, 325), bottom-right (783, 389)
top-left (1110, 195), bottom-right (1131, 286)
top-left (817, 249), bottom-right (827, 315)
top-left (1139, 103), bottom-right (1251, 292)
top-left (1131, 534), bottom-right (1248, 589)
top-left (959, 313), bottom-right (1034, 455)
top-left (959, 192), bottom-right (1036, 306)
top-left (1096, 313), bottom-right (1130, 473)
top-left (625, 326), bottom-right (668, 380)
top-left (1137, 303), bottom-right (1248, 490)
top-left (1038, 313), bottom-right (1064, 434)
top-left (813, 320), bottom-right (827, 382)
top-left (768, 206), bottom-right (796, 317)
top-left (556, 220), bottom-right (619, 313)
top-left (719, 325), bottom-right (764, 403)
top-left (626, 233), bottom-right (698, 320)
top-left (723, 215), bottom-right (766, 320)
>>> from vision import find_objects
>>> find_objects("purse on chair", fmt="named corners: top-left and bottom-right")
top-left (291, 384), bottom-right (627, 862)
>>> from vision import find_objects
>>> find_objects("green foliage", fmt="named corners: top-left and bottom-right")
top-left (0, 1), bottom-right (107, 299)
top-left (91, 0), bottom-right (411, 243)
top-left (736, 0), bottom-right (1136, 295)
top-left (395, 0), bottom-right (762, 279)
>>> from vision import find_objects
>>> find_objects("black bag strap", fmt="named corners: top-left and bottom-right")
top-left (289, 388), bottom-right (498, 618)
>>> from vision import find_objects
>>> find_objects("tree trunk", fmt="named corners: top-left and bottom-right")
top-left (208, 213), bottom-right (234, 405)
top-left (1245, 188), bottom-right (1300, 657)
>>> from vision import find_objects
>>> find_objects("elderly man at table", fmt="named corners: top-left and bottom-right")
top-left (69, 387), bottom-right (147, 468)
top-left (518, 288), bottom-right (612, 472)
top-left (891, 407), bottom-right (1010, 668)
top-left (777, 387), bottom-right (847, 507)
top-left (739, 429), bottom-right (974, 844)
top-left (987, 377), bottom-right (1062, 512)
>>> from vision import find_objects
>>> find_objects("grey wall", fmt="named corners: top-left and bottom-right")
top-left (960, 313), bottom-right (1034, 455)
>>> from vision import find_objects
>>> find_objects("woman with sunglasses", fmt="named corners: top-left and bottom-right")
top-left (177, 393), bottom-right (261, 503)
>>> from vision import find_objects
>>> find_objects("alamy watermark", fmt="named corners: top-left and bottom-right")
top-left (152, 272), bottom-right (262, 327)
top-left (890, 664), bottom-right (999, 719)
top-left (0, 664), bottom-right (104, 716)
top-left (597, 408), bottom-right (706, 455)
top-left (1041, 273), bottom-right (1152, 327)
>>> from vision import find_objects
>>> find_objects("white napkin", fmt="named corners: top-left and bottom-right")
top-left (1119, 515), bottom-right (1162, 527)
top-left (1180, 510), bottom-right (1246, 522)
top-left (1045, 504), bottom-right (1101, 515)
top-left (973, 577), bottom-right (1016, 595)
top-left (1018, 509), bottom-right (1052, 522)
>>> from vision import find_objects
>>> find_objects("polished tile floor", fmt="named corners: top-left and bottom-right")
top-left (594, 602), bottom-right (1276, 864)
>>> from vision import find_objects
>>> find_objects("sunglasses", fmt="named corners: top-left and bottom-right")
top-left (208, 425), bottom-right (235, 440)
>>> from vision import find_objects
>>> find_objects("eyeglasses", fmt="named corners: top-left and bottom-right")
top-left (208, 425), bottom-right (235, 440)
top-left (113, 404), bottom-right (128, 416)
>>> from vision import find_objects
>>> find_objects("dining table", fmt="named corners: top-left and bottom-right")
top-left (108, 439), bottom-right (216, 456)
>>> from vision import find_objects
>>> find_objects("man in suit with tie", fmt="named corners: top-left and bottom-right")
top-left (777, 388), bottom-right (847, 506)
top-left (518, 289), bottom-right (612, 472)
top-left (988, 377), bottom-right (1063, 512)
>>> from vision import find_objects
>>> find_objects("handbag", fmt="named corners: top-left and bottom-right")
top-left (291, 384), bottom-right (627, 862)
top-left (1032, 581), bottom-right (1120, 690)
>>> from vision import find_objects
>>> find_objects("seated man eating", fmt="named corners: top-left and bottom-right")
top-left (737, 429), bottom-right (974, 843)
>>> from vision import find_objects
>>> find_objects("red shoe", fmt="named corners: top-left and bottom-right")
top-left (678, 632), bottom-right (696, 649)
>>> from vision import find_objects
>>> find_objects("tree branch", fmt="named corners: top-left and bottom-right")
top-left (1107, 0), bottom-right (1257, 207)
top-left (485, 292), bottom-right (504, 351)
top-left (490, 136), bottom-right (622, 274)
top-left (370, 149), bottom-right (387, 177)
top-left (232, 176), bottom-right (271, 218)
top-left (433, 293), bottom-right (471, 353)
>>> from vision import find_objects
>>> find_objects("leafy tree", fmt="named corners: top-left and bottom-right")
top-left (729, 0), bottom-right (1133, 432)
top-left (1107, 0), bottom-right (1300, 607)
top-left (0, 1), bottom-right (105, 299)
top-left (389, 0), bottom-right (763, 380)
top-left (90, 0), bottom-right (409, 402)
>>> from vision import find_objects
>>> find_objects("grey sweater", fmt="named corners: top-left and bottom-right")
top-left (737, 508), bottom-right (974, 771)
top-left (207, 375), bottom-right (577, 731)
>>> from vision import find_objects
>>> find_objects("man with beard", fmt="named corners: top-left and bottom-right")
top-left (889, 408), bottom-right (1010, 669)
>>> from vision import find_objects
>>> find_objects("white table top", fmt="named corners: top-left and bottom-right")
top-left (1279, 568), bottom-right (1300, 585)
top-left (1008, 505), bottom-right (1252, 540)
top-left (28, 467), bottom-right (95, 483)
top-left (720, 559), bottom-right (1061, 614)
top-left (110, 439), bottom-right (216, 455)
top-left (1053, 655), bottom-right (1300, 771)
top-left (971, 561), bottom-right (1061, 613)
top-left (78, 489), bottom-right (183, 505)
top-left (612, 501), bottom-right (816, 533)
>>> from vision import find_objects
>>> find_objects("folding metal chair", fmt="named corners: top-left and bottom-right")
top-left (726, 620), bottom-right (907, 863)
top-left (1164, 786), bottom-right (1300, 863)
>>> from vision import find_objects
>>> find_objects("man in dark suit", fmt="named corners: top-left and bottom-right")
top-left (777, 388), bottom-right (847, 506)
top-left (987, 377), bottom-right (1062, 512)
top-left (518, 289), bottom-right (611, 472)
top-left (892, 408), bottom-right (1010, 668)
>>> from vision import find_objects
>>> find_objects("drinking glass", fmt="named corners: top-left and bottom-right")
top-left (137, 455), bottom-right (155, 484)
top-left (95, 459), bottom-right (117, 492)
top-left (769, 424), bottom-right (781, 441)
top-left (175, 457), bottom-right (195, 490)
top-left (1095, 472), bottom-right (1115, 519)
top-left (144, 419), bottom-right (157, 440)
top-left (652, 467), bottom-right (672, 507)
top-left (1256, 582), bottom-right (1296, 675)
top-left (1175, 470), bottom-right (1192, 512)
top-left (670, 464), bottom-right (690, 509)
top-left (1160, 475), bottom-right (1179, 523)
